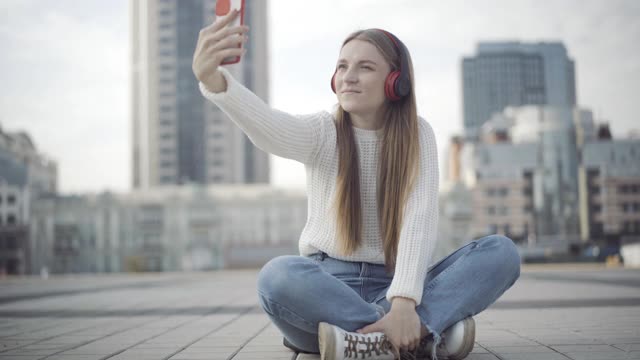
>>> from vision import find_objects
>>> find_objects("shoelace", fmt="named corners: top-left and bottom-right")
top-left (342, 333), bottom-right (445, 360)
top-left (343, 333), bottom-right (394, 358)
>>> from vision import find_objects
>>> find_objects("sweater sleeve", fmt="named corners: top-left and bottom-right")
top-left (198, 66), bottom-right (325, 164)
top-left (385, 119), bottom-right (440, 304)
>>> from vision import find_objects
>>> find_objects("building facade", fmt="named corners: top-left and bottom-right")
top-left (29, 185), bottom-right (307, 274)
top-left (0, 123), bottom-right (57, 275)
top-left (462, 42), bottom-right (576, 139)
top-left (463, 142), bottom-right (537, 244)
top-left (447, 103), bottom-right (640, 261)
top-left (131, 0), bottom-right (270, 189)
top-left (580, 140), bottom-right (640, 244)
top-left (449, 106), bottom-right (597, 259)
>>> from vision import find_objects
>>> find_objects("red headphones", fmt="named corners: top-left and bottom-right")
top-left (331, 29), bottom-right (411, 102)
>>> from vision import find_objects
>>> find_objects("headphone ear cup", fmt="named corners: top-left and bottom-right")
top-left (385, 71), bottom-right (401, 101)
top-left (396, 75), bottom-right (411, 98)
top-left (331, 72), bottom-right (337, 93)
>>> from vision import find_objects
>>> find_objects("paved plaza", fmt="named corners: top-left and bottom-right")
top-left (0, 263), bottom-right (639, 360)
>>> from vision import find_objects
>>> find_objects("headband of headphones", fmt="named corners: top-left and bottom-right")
top-left (372, 28), bottom-right (411, 101)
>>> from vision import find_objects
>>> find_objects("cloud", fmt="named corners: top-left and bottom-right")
top-left (0, 0), bottom-right (129, 193)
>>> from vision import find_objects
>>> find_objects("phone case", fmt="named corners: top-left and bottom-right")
top-left (215, 0), bottom-right (246, 65)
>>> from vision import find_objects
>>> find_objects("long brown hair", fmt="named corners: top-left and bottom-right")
top-left (332, 29), bottom-right (420, 273)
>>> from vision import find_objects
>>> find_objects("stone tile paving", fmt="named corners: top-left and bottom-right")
top-left (0, 265), bottom-right (638, 360)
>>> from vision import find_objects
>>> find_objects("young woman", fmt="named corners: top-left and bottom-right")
top-left (192, 9), bottom-right (521, 360)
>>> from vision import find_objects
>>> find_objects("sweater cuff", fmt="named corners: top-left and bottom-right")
top-left (198, 66), bottom-right (237, 102)
top-left (385, 279), bottom-right (424, 306)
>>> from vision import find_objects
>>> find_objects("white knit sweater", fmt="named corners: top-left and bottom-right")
top-left (199, 66), bottom-right (439, 304)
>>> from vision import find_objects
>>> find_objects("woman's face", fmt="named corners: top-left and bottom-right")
top-left (335, 39), bottom-right (391, 117)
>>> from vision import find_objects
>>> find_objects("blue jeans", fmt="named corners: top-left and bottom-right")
top-left (257, 234), bottom-right (521, 355)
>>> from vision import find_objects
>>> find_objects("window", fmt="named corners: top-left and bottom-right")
top-left (487, 206), bottom-right (496, 215)
top-left (7, 214), bottom-right (16, 224)
top-left (7, 195), bottom-right (15, 204)
top-left (499, 188), bottom-right (509, 197)
top-left (587, 168), bottom-right (600, 177)
top-left (619, 185), bottom-right (629, 194)
top-left (592, 222), bottom-right (603, 236)
top-left (6, 236), bottom-right (17, 249)
top-left (624, 221), bottom-right (639, 233)
top-left (486, 188), bottom-right (495, 197)
top-left (621, 203), bottom-right (631, 213)
top-left (591, 204), bottom-right (602, 213)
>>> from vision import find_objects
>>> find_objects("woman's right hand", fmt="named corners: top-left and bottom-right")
top-left (192, 9), bottom-right (249, 93)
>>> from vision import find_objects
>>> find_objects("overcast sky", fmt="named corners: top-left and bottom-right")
top-left (1, 0), bottom-right (638, 194)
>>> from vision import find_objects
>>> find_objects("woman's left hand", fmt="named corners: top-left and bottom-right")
top-left (356, 298), bottom-right (421, 352)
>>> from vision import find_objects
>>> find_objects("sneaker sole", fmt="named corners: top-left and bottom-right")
top-left (447, 317), bottom-right (476, 360)
top-left (318, 322), bottom-right (335, 360)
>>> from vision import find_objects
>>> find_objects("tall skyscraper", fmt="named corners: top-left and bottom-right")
top-left (131, 0), bottom-right (270, 189)
top-left (462, 42), bottom-right (576, 139)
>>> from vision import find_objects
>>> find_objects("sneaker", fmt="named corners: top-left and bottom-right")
top-left (296, 354), bottom-right (322, 360)
top-left (285, 306), bottom-right (385, 356)
top-left (416, 317), bottom-right (475, 360)
top-left (318, 322), bottom-right (398, 360)
top-left (283, 337), bottom-right (319, 354)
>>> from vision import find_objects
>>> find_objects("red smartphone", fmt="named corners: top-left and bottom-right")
top-left (215, 0), bottom-right (246, 65)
